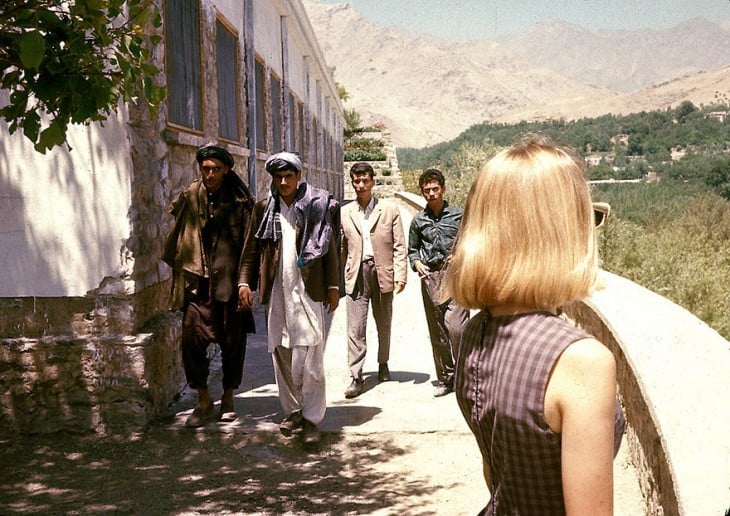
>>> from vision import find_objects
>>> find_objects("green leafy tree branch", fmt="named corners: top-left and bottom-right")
top-left (0, 0), bottom-right (165, 153)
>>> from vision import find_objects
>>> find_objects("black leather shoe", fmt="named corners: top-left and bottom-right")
top-left (378, 363), bottom-right (391, 382)
top-left (344, 378), bottom-right (364, 398)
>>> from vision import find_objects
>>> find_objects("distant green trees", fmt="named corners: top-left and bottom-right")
top-left (594, 182), bottom-right (730, 340)
top-left (398, 102), bottom-right (730, 199)
top-left (398, 118), bottom-right (730, 340)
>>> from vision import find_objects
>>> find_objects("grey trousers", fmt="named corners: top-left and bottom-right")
top-left (346, 259), bottom-right (393, 380)
top-left (420, 268), bottom-right (470, 386)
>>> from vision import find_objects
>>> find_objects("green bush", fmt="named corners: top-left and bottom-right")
top-left (344, 148), bottom-right (386, 162)
top-left (346, 137), bottom-right (384, 149)
top-left (595, 183), bottom-right (730, 339)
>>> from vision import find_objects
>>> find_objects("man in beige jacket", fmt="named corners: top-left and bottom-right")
top-left (341, 162), bottom-right (407, 398)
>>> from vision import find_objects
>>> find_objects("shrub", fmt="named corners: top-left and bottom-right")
top-left (344, 148), bottom-right (386, 162)
top-left (346, 137), bottom-right (384, 149)
top-left (596, 185), bottom-right (730, 339)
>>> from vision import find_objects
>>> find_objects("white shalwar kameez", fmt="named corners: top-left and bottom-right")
top-left (267, 201), bottom-right (327, 424)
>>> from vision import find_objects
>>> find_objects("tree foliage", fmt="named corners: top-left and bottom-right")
top-left (595, 182), bottom-right (730, 340)
top-left (399, 118), bottom-right (730, 339)
top-left (398, 103), bottom-right (730, 199)
top-left (343, 108), bottom-right (361, 137)
top-left (0, 0), bottom-right (165, 153)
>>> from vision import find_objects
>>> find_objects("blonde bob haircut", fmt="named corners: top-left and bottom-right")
top-left (445, 134), bottom-right (599, 311)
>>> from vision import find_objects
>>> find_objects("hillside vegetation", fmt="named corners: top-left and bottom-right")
top-left (398, 105), bottom-right (730, 340)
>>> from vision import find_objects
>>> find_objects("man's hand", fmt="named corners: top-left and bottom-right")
top-left (413, 260), bottom-right (430, 279)
top-left (325, 288), bottom-right (340, 313)
top-left (238, 284), bottom-right (254, 311)
top-left (395, 281), bottom-right (406, 294)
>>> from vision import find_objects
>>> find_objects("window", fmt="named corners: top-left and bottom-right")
top-left (323, 132), bottom-right (330, 172)
top-left (216, 19), bottom-right (239, 142)
top-left (254, 59), bottom-right (267, 150)
top-left (270, 73), bottom-right (282, 153)
top-left (312, 118), bottom-right (319, 167)
top-left (287, 91), bottom-right (296, 152)
top-left (298, 102), bottom-right (305, 161)
top-left (165, 0), bottom-right (202, 130)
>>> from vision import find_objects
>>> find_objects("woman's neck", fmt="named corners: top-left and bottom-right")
top-left (488, 304), bottom-right (557, 317)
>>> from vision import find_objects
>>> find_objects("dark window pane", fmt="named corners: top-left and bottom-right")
top-left (298, 103), bottom-right (305, 160)
top-left (270, 74), bottom-right (282, 152)
top-left (288, 91), bottom-right (296, 151)
top-left (216, 20), bottom-right (239, 141)
top-left (165, 0), bottom-right (202, 130)
top-left (254, 60), bottom-right (266, 150)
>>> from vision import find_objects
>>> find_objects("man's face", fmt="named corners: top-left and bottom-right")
top-left (272, 168), bottom-right (301, 203)
top-left (421, 180), bottom-right (444, 208)
top-left (200, 158), bottom-right (228, 193)
top-left (351, 172), bottom-right (374, 204)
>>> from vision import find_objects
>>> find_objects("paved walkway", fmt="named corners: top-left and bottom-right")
top-left (166, 202), bottom-right (644, 515)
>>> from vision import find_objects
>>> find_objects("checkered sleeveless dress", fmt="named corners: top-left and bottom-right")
top-left (455, 311), bottom-right (625, 515)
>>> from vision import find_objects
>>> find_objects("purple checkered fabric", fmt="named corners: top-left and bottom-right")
top-left (455, 311), bottom-right (625, 515)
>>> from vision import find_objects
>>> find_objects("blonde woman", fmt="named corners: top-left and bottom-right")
top-left (445, 135), bottom-right (625, 515)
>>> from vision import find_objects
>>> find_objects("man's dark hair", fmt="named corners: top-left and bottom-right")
top-left (196, 144), bottom-right (234, 169)
top-left (418, 168), bottom-right (445, 189)
top-left (350, 162), bottom-right (374, 179)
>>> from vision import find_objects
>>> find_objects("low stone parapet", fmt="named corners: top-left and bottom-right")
top-left (564, 272), bottom-right (730, 516)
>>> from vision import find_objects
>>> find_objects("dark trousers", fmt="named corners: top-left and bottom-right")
top-left (346, 259), bottom-right (393, 380)
top-left (181, 294), bottom-right (247, 391)
top-left (420, 269), bottom-right (470, 386)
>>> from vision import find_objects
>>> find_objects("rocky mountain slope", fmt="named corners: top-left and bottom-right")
top-left (302, 0), bottom-right (730, 148)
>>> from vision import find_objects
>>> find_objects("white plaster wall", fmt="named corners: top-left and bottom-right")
top-left (214, 0), bottom-right (245, 34)
top-left (0, 93), bottom-right (133, 297)
top-left (287, 38), bottom-right (308, 102)
top-left (252, 0), bottom-right (284, 73)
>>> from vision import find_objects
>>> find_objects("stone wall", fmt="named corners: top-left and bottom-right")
top-left (563, 272), bottom-right (730, 516)
top-left (0, 317), bottom-right (182, 436)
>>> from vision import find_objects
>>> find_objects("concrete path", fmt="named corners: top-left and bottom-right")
top-left (169, 203), bottom-right (645, 515)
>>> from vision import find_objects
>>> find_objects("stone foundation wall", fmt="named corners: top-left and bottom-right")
top-left (0, 311), bottom-right (183, 436)
top-left (0, 281), bottom-right (185, 436)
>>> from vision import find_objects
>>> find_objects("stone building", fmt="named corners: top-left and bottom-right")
top-left (0, 0), bottom-right (344, 435)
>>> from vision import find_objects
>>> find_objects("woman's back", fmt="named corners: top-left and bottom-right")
top-left (455, 310), bottom-right (625, 515)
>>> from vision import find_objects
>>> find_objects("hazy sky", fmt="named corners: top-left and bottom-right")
top-left (321, 0), bottom-right (729, 41)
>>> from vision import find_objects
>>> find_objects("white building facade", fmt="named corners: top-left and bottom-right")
top-left (0, 0), bottom-right (344, 434)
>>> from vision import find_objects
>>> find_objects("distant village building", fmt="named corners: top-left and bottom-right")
top-left (706, 111), bottom-right (728, 123)
top-left (611, 133), bottom-right (630, 148)
top-left (0, 0), bottom-right (344, 435)
top-left (584, 154), bottom-right (607, 167)
top-left (671, 145), bottom-right (687, 161)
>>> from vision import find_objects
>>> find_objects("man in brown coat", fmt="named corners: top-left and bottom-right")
top-left (162, 144), bottom-right (255, 427)
top-left (238, 152), bottom-right (340, 444)
top-left (341, 162), bottom-right (407, 398)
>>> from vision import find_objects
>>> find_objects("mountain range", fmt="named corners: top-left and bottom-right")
top-left (301, 0), bottom-right (730, 148)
